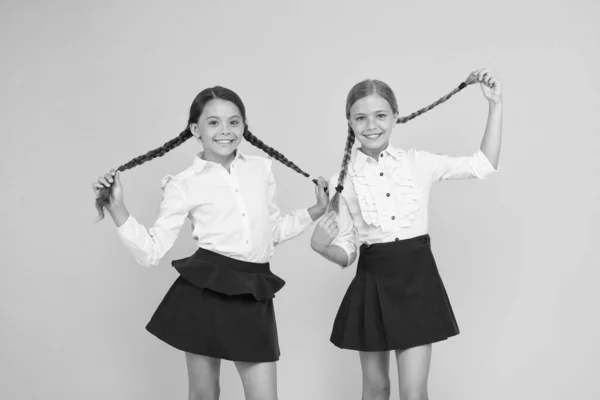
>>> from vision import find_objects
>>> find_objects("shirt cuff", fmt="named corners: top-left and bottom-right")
top-left (115, 214), bottom-right (142, 245)
top-left (299, 208), bottom-right (317, 230)
top-left (471, 149), bottom-right (498, 179)
top-left (330, 240), bottom-right (356, 269)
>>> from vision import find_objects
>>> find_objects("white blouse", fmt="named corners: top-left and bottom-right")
top-left (116, 151), bottom-right (313, 267)
top-left (330, 143), bottom-right (498, 268)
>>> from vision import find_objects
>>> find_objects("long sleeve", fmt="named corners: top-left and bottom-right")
top-left (416, 149), bottom-right (498, 182)
top-left (266, 162), bottom-right (313, 246)
top-left (330, 192), bottom-right (358, 269)
top-left (116, 177), bottom-right (190, 267)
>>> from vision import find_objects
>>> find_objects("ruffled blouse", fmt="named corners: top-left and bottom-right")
top-left (329, 143), bottom-right (497, 268)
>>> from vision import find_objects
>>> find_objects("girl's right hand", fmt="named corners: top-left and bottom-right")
top-left (310, 211), bottom-right (339, 252)
top-left (92, 169), bottom-right (123, 207)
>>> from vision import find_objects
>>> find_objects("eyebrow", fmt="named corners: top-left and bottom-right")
top-left (205, 115), bottom-right (242, 120)
top-left (353, 110), bottom-right (390, 116)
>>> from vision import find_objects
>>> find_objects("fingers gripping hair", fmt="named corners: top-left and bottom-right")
top-left (95, 129), bottom-right (193, 219)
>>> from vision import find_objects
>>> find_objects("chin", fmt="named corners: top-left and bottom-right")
top-left (217, 147), bottom-right (238, 157)
top-left (360, 139), bottom-right (388, 150)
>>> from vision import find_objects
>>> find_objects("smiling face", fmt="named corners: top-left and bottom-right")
top-left (189, 98), bottom-right (245, 164)
top-left (348, 94), bottom-right (397, 158)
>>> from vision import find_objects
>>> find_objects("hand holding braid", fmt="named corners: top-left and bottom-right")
top-left (93, 129), bottom-right (193, 219)
top-left (329, 74), bottom-right (479, 213)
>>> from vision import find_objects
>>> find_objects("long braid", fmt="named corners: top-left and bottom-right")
top-left (397, 80), bottom-right (474, 124)
top-left (95, 129), bottom-right (193, 219)
top-left (329, 127), bottom-right (355, 213)
top-left (243, 128), bottom-right (318, 183)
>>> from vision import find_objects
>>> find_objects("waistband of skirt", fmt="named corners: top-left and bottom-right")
top-left (359, 234), bottom-right (431, 259)
top-left (174, 247), bottom-right (271, 273)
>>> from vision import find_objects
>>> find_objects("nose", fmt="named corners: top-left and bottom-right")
top-left (367, 116), bottom-right (377, 130)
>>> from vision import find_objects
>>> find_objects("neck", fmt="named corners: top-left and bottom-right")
top-left (359, 143), bottom-right (389, 160)
top-left (201, 150), bottom-right (237, 171)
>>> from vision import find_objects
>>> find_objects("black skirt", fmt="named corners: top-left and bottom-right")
top-left (330, 235), bottom-right (459, 351)
top-left (146, 248), bottom-right (285, 362)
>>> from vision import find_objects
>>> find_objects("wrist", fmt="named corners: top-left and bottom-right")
top-left (310, 241), bottom-right (327, 254)
top-left (107, 200), bottom-right (126, 212)
top-left (308, 204), bottom-right (327, 221)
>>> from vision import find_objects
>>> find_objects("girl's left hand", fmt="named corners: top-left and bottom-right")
top-left (314, 176), bottom-right (329, 210)
top-left (469, 68), bottom-right (502, 104)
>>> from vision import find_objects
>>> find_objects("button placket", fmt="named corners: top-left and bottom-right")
top-left (230, 167), bottom-right (252, 249)
top-left (368, 162), bottom-right (395, 229)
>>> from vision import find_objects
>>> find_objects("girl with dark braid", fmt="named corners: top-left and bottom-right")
top-left (310, 69), bottom-right (503, 400)
top-left (92, 86), bottom-right (328, 400)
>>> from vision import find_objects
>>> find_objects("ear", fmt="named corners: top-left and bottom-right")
top-left (189, 123), bottom-right (201, 140)
top-left (393, 111), bottom-right (399, 126)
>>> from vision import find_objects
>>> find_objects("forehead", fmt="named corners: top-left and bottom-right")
top-left (201, 98), bottom-right (242, 118)
top-left (349, 95), bottom-right (394, 115)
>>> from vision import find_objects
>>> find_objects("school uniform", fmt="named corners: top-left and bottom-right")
top-left (329, 144), bottom-right (497, 351)
top-left (116, 151), bottom-right (313, 362)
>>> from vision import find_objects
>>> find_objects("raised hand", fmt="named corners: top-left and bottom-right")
top-left (469, 68), bottom-right (502, 104)
top-left (92, 169), bottom-right (123, 207)
top-left (314, 176), bottom-right (329, 210)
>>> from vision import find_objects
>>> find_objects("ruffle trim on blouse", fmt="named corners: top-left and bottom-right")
top-left (350, 150), bottom-right (421, 232)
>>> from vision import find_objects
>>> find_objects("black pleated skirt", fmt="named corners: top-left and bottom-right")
top-left (146, 248), bottom-right (285, 362)
top-left (330, 235), bottom-right (459, 351)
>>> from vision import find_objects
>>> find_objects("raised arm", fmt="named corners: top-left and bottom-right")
top-left (416, 70), bottom-right (503, 182)
top-left (93, 170), bottom-right (190, 267)
top-left (473, 68), bottom-right (503, 169)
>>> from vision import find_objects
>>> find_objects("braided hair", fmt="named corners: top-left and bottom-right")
top-left (329, 76), bottom-right (477, 213)
top-left (95, 86), bottom-right (317, 219)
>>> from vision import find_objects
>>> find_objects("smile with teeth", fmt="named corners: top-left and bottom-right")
top-left (364, 132), bottom-right (384, 140)
top-left (215, 139), bottom-right (235, 144)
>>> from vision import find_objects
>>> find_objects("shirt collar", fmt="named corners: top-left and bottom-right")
top-left (192, 150), bottom-right (246, 173)
top-left (352, 142), bottom-right (403, 174)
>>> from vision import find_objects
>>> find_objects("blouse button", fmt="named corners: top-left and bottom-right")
top-left (241, 213), bottom-right (246, 217)
top-left (391, 216), bottom-right (395, 220)
top-left (386, 193), bottom-right (390, 197)
top-left (395, 238), bottom-right (400, 242)
top-left (380, 172), bottom-right (384, 176)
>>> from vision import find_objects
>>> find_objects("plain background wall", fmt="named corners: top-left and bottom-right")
top-left (1, 0), bottom-right (599, 399)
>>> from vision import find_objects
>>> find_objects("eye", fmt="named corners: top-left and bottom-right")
top-left (208, 120), bottom-right (218, 126)
top-left (231, 120), bottom-right (240, 126)
top-left (377, 114), bottom-right (387, 119)
top-left (355, 116), bottom-right (365, 121)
